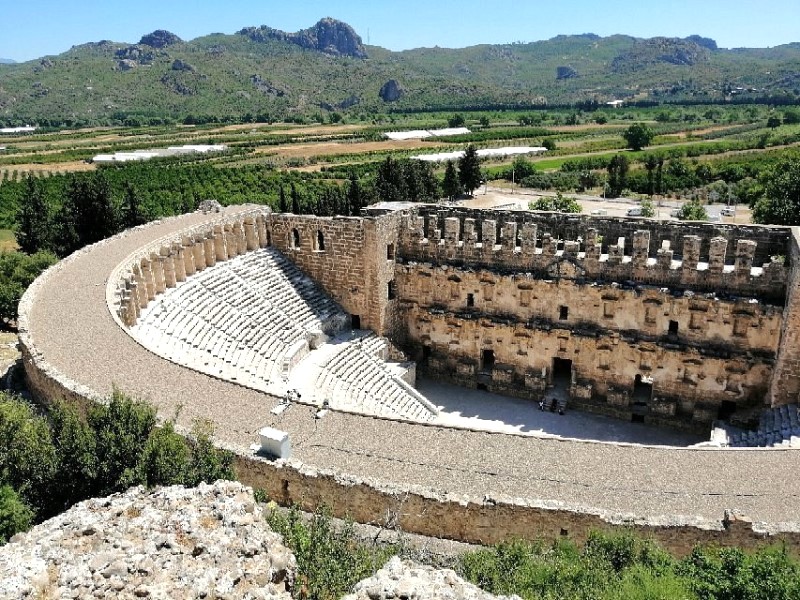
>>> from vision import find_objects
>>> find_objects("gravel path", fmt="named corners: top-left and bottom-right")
top-left (23, 207), bottom-right (800, 527)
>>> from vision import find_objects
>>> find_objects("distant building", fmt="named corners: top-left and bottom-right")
top-left (0, 126), bottom-right (37, 134)
top-left (606, 100), bottom-right (625, 108)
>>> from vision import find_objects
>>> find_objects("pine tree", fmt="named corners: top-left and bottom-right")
top-left (278, 187), bottom-right (288, 213)
top-left (290, 183), bottom-right (301, 214)
top-left (458, 145), bottom-right (482, 196)
top-left (121, 183), bottom-right (147, 229)
top-left (347, 172), bottom-right (362, 216)
top-left (443, 160), bottom-right (461, 201)
top-left (16, 175), bottom-right (50, 254)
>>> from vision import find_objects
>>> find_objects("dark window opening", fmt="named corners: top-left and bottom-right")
top-left (481, 349), bottom-right (495, 371)
top-left (387, 243), bottom-right (395, 260)
top-left (291, 228), bottom-right (300, 249)
top-left (351, 315), bottom-right (361, 330)
top-left (495, 223), bottom-right (502, 245)
top-left (387, 280), bottom-right (397, 300)
top-left (422, 345), bottom-right (431, 360)
top-left (633, 374), bottom-right (653, 403)
top-left (316, 230), bottom-right (325, 251)
top-left (718, 400), bottom-right (737, 421)
top-left (559, 306), bottom-right (569, 320)
top-left (560, 528), bottom-right (569, 537)
top-left (477, 383), bottom-right (489, 391)
top-left (668, 320), bottom-right (679, 336)
top-left (266, 230), bottom-right (272, 247)
top-left (467, 293), bottom-right (475, 307)
top-left (631, 414), bottom-right (645, 423)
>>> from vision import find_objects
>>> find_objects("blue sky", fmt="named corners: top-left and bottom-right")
top-left (2, 0), bottom-right (799, 61)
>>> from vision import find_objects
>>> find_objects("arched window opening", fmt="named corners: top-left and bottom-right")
top-left (291, 228), bottom-right (300, 249)
top-left (316, 230), bottom-right (325, 251)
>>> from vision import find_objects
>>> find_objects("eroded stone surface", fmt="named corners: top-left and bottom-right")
top-left (0, 482), bottom-right (295, 600)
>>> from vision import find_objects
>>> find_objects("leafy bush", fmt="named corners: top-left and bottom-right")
top-left (268, 505), bottom-right (396, 600)
top-left (0, 484), bottom-right (32, 543)
top-left (530, 193), bottom-right (582, 213)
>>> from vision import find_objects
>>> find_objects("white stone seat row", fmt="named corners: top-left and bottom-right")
top-left (314, 335), bottom-right (436, 422)
top-left (132, 247), bottom-right (349, 392)
top-left (728, 404), bottom-right (800, 447)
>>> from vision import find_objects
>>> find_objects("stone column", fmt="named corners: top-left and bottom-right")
top-left (224, 224), bottom-right (237, 257)
top-left (213, 225), bottom-right (227, 262)
top-left (150, 252), bottom-right (166, 295)
top-left (256, 214), bottom-right (268, 247)
top-left (141, 257), bottom-right (156, 302)
top-left (501, 221), bottom-right (517, 254)
top-left (541, 233), bottom-right (556, 258)
top-left (735, 239), bottom-right (756, 278)
top-left (244, 217), bottom-right (258, 251)
top-left (192, 235), bottom-right (206, 272)
top-left (183, 237), bottom-right (196, 276)
top-left (443, 217), bottom-right (460, 259)
top-left (481, 219), bottom-right (496, 258)
top-left (233, 221), bottom-right (247, 255)
top-left (204, 234), bottom-right (216, 268)
top-left (657, 241), bottom-right (673, 270)
top-left (632, 230), bottom-right (650, 270)
top-left (132, 265), bottom-right (148, 309)
top-left (583, 228), bottom-right (600, 273)
top-left (173, 243), bottom-right (187, 282)
top-left (709, 237), bottom-right (728, 276)
top-left (161, 246), bottom-right (176, 288)
top-left (520, 223), bottom-right (538, 257)
top-left (681, 235), bottom-right (701, 272)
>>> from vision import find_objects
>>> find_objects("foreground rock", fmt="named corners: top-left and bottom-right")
top-left (344, 556), bottom-right (521, 600)
top-left (0, 482), bottom-right (294, 599)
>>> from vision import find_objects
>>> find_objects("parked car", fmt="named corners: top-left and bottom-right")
top-left (626, 207), bottom-right (642, 217)
top-left (670, 208), bottom-right (681, 218)
top-left (721, 206), bottom-right (736, 216)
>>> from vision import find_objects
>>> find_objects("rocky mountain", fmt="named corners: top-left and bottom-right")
top-left (0, 19), bottom-right (798, 124)
top-left (238, 18), bottom-right (367, 58)
top-left (0, 482), bottom-right (515, 600)
top-left (0, 58), bottom-right (15, 65)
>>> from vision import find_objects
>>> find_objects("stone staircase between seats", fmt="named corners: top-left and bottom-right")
top-left (726, 404), bottom-right (800, 447)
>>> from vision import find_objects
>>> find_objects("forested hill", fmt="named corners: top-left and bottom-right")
top-left (1, 18), bottom-right (799, 125)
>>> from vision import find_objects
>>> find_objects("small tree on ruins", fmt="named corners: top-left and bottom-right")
top-left (442, 160), bottom-right (461, 201)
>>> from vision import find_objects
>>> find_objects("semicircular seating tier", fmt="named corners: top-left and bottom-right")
top-left (131, 246), bottom-right (437, 423)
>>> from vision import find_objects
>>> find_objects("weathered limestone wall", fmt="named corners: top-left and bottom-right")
top-left (234, 455), bottom-right (800, 559)
top-left (769, 228), bottom-right (800, 406)
top-left (402, 306), bottom-right (773, 429)
top-left (396, 264), bottom-right (783, 356)
top-left (398, 209), bottom-right (788, 301)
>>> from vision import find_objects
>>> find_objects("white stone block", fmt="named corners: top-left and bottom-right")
top-left (258, 427), bottom-right (291, 459)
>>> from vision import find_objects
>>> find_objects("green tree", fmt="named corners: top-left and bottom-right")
top-left (479, 116), bottom-right (490, 128)
top-left (458, 145), bottom-right (483, 196)
top-left (606, 154), bottom-right (629, 198)
top-left (678, 199), bottom-right (709, 221)
top-left (0, 484), bottom-right (33, 544)
top-left (346, 172), bottom-right (363, 216)
top-left (89, 388), bottom-right (157, 495)
top-left (784, 109), bottom-right (800, 125)
top-left (640, 198), bottom-right (656, 218)
top-left (55, 173), bottom-right (118, 256)
top-left (48, 401), bottom-right (97, 513)
top-left (530, 193), bottom-right (582, 213)
top-left (442, 160), bottom-right (461, 201)
top-left (278, 186), bottom-right (288, 213)
top-left (623, 122), bottom-right (655, 151)
top-left (542, 138), bottom-right (557, 151)
top-left (185, 420), bottom-right (234, 485)
top-left (0, 251), bottom-right (57, 325)
top-left (752, 154), bottom-right (800, 225)
top-left (767, 115), bottom-right (782, 129)
top-left (16, 175), bottom-right (50, 254)
top-left (375, 156), bottom-right (407, 203)
top-left (290, 183), bottom-right (301, 214)
top-left (121, 182), bottom-right (147, 230)
top-left (448, 113), bottom-right (466, 128)
top-left (0, 393), bottom-right (57, 515)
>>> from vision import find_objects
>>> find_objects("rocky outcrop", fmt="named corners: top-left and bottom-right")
top-left (344, 556), bottom-right (520, 600)
top-left (116, 59), bottom-right (137, 72)
top-left (611, 37), bottom-right (710, 72)
top-left (115, 45), bottom-right (155, 64)
top-left (251, 75), bottom-right (286, 97)
top-left (379, 79), bottom-right (404, 102)
top-left (139, 30), bottom-right (182, 49)
top-left (0, 482), bottom-right (295, 599)
top-left (556, 65), bottom-right (578, 80)
top-left (171, 59), bottom-right (195, 72)
top-left (238, 18), bottom-right (367, 59)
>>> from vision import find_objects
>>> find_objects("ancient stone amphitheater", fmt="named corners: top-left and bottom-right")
top-left (18, 203), bottom-right (800, 555)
